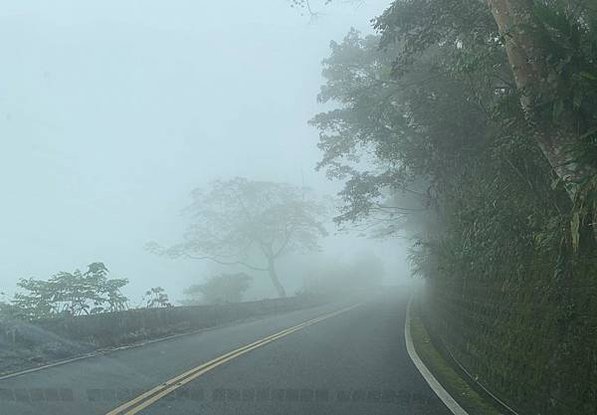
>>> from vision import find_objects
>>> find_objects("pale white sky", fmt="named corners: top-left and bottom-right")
top-left (0, 0), bottom-right (410, 303)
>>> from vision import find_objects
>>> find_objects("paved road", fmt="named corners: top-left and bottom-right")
top-left (0, 289), bottom-right (451, 415)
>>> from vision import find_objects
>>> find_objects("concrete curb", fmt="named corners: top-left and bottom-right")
top-left (404, 295), bottom-right (469, 415)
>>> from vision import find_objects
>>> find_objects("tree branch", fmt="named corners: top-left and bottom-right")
top-left (184, 254), bottom-right (268, 272)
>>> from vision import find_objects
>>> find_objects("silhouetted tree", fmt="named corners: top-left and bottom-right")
top-left (142, 286), bottom-right (172, 308)
top-left (148, 177), bottom-right (328, 297)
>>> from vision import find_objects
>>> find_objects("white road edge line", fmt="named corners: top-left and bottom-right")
top-left (404, 295), bottom-right (469, 415)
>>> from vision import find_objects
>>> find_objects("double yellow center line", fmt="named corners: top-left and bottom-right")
top-left (106, 303), bottom-right (361, 415)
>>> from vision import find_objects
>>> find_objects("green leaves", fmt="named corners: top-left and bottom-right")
top-left (313, 1), bottom-right (597, 412)
top-left (10, 263), bottom-right (129, 320)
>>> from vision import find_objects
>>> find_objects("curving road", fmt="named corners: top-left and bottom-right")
top-left (0, 288), bottom-right (451, 415)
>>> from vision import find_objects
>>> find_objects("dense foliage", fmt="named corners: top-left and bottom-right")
top-left (4, 263), bottom-right (129, 320)
top-left (312, 1), bottom-right (597, 413)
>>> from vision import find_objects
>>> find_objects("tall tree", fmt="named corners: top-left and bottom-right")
top-left (372, 0), bottom-right (597, 246)
top-left (485, 0), bottom-right (597, 198)
top-left (312, 5), bottom-right (597, 412)
top-left (147, 177), bottom-right (328, 297)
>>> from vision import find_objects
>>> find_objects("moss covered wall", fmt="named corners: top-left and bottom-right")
top-left (421, 259), bottom-right (597, 415)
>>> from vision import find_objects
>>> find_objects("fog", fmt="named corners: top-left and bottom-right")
top-left (0, 0), bottom-right (410, 304)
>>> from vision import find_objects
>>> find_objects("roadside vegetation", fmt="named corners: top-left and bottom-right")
top-left (182, 273), bottom-right (253, 305)
top-left (0, 263), bottom-right (129, 320)
top-left (1, 2), bottom-right (595, 412)
top-left (305, 0), bottom-right (597, 413)
top-left (0, 263), bottom-right (177, 322)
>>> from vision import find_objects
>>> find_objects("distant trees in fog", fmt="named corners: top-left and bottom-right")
top-left (147, 177), bottom-right (328, 298)
top-left (302, 251), bottom-right (385, 297)
top-left (141, 286), bottom-right (172, 308)
top-left (183, 272), bottom-right (252, 305)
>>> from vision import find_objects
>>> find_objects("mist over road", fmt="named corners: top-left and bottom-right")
top-left (0, 289), bottom-right (450, 415)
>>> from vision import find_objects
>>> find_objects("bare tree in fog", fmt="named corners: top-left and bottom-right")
top-left (147, 177), bottom-right (328, 297)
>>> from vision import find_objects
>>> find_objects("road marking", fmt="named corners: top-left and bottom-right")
top-left (404, 296), bottom-right (469, 415)
top-left (106, 304), bottom-right (361, 415)
top-left (0, 320), bottom-right (246, 381)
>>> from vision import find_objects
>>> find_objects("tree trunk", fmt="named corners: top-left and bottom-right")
top-left (267, 257), bottom-right (287, 298)
top-left (486, 0), bottom-right (591, 198)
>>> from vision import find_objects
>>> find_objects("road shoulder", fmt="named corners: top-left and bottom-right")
top-left (406, 297), bottom-right (502, 415)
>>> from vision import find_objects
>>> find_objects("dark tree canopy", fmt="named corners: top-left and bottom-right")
top-left (310, 3), bottom-right (597, 411)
